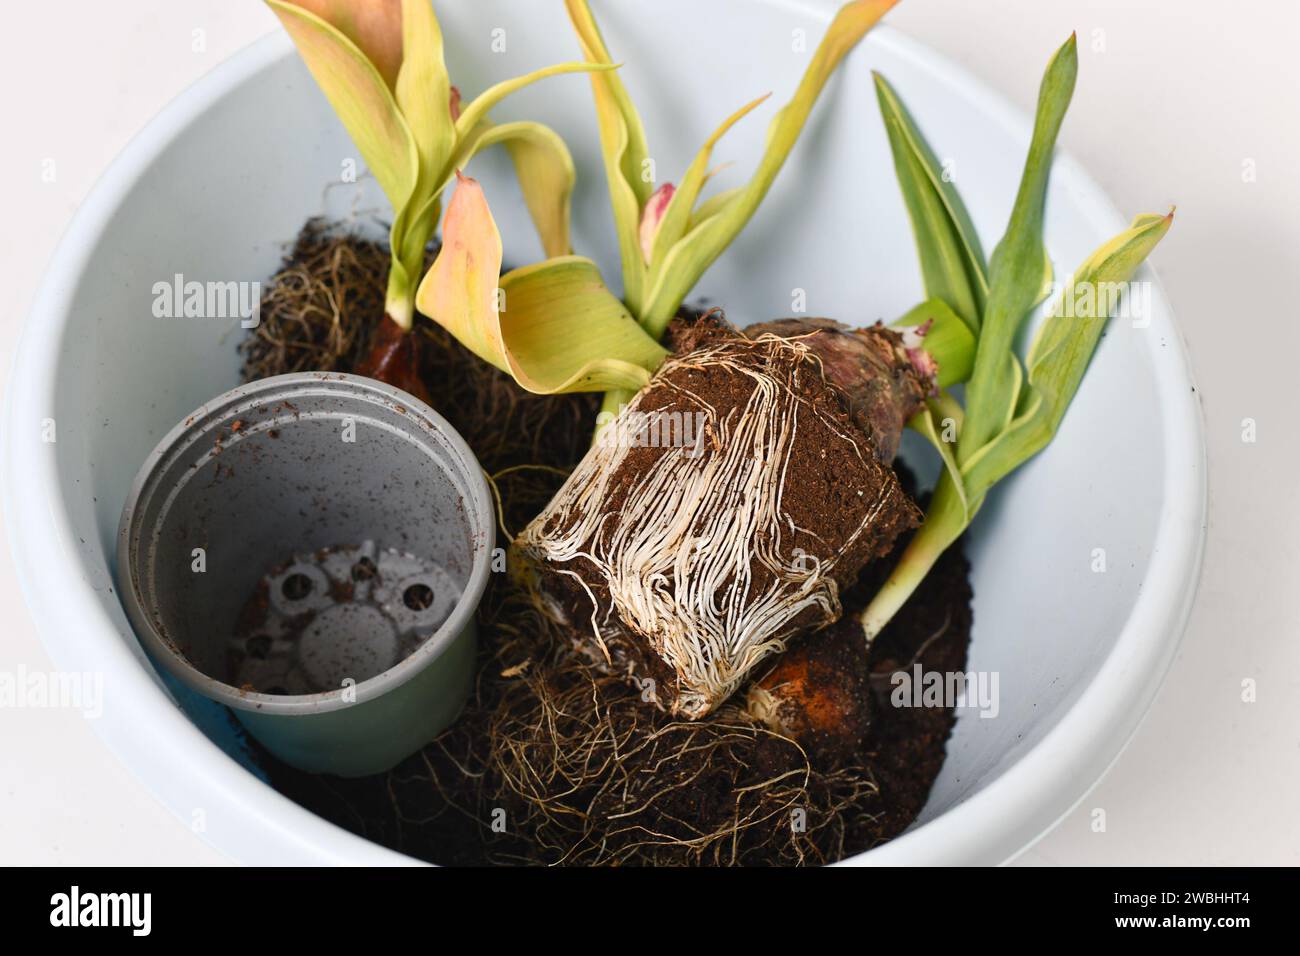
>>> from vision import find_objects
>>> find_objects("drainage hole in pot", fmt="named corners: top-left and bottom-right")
top-left (246, 635), bottom-right (272, 659)
top-left (403, 583), bottom-right (434, 611)
top-left (351, 557), bottom-right (377, 582)
top-left (282, 572), bottom-right (313, 601)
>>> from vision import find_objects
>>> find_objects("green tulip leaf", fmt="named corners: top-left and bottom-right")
top-left (415, 174), bottom-right (667, 395)
top-left (874, 71), bottom-right (988, 331)
top-left (268, 0), bottom-right (417, 212)
top-left (639, 0), bottom-right (900, 336)
top-left (960, 33), bottom-right (1078, 461)
top-left (461, 120), bottom-right (579, 259)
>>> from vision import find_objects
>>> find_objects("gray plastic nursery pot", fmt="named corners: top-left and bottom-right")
top-left (116, 372), bottom-right (494, 776)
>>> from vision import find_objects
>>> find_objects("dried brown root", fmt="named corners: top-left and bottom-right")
top-left (241, 220), bottom-right (429, 401)
top-left (240, 219), bottom-right (388, 381)
top-left (430, 582), bottom-right (879, 866)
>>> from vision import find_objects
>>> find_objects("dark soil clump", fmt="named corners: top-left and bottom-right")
top-left (517, 309), bottom-right (920, 718)
top-left (243, 223), bottom-right (973, 866)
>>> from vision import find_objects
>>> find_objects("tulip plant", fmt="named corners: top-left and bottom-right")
top-left (267, 0), bottom-right (620, 394)
top-left (574, 0), bottom-right (912, 423)
top-left (858, 34), bottom-right (1173, 638)
top-left (413, 0), bottom-right (919, 412)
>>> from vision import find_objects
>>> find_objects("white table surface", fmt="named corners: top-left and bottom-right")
top-left (2, 0), bottom-right (1295, 866)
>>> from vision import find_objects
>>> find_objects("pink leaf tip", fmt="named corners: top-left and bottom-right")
top-left (638, 183), bottom-right (676, 264)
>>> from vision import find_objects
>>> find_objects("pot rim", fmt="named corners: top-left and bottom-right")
top-left (2, 6), bottom-right (1207, 866)
top-left (116, 372), bottom-right (495, 717)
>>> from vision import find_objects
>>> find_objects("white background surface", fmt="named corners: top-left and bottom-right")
top-left (1, 0), bottom-right (1295, 866)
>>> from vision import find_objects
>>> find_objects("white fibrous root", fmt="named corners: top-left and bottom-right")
top-left (516, 319), bottom-right (920, 719)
